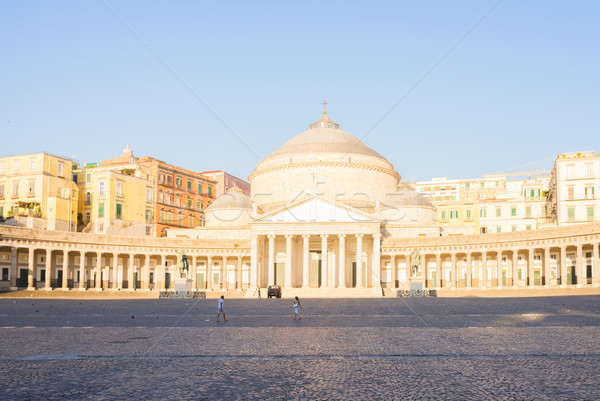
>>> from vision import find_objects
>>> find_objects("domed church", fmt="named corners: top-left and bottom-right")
top-left (171, 110), bottom-right (440, 295)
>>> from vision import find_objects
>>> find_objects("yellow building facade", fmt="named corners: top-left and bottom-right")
top-left (74, 164), bottom-right (154, 236)
top-left (0, 153), bottom-right (78, 231)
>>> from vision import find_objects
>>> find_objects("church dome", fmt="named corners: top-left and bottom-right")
top-left (261, 111), bottom-right (387, 163)
top-left (206, 187), bottom-right (252, 210)
top-left (249, 110), bottom-right (401, 213)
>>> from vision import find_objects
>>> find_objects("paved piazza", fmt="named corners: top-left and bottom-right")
top-left (1, 296), bottom-right (600, 400)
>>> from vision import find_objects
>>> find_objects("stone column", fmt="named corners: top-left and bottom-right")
top-left (338, 234), bottom-right (346, 289)
top-left (250, 235), bottom-right (258, 289)
top-left (372, 233), bottom-right (381, 290)
top-left (62, 250), bottom-right (69, 290)
top-left (512, 250), bottom-right (519, 288)
top-left (28, 247), bottom-right (35, 290)
top-left (191, 255), bottom-right (197, 289)
top-left (390, 253), bottom-right (397, 289)
top-left (267, 234), bottom-right (275, 286)
top-left (156, 254), bottom-right (163, 290)
top-left (236, 255), bottom-right (242, 290)
top-left (593, 242), bottom-right (600, 286)
top-left (356, 234), bottom-right (363, 288)
top-left (321, 234), bottom-right (329, 288)
top-left (528, 248), bottom-right (535, 288)
top-left (496, 251), bottom-right (503, 288)
top-left (10, 247), bottom-right (17, 289)
top-left (451, 253), bottom-right (457, 288)
top-left (285, 234), bottom-right (293, 288)
top-left (207, 255), bottom-right (213, 289)
top-left (302, 234), bottom-right (310, 288)
top-left (435, 253), bottom-right (442, 288)
top-left (221, 255), bottom-right (227, 289)
top-left (466, 252), bottom-right (472, 288)
top-left (128, 254), bottom-right (135, 290)
top-left (95, 252), bottom-right (102, 290)
top-left (79, 251), bottom-right (86, 290)
top-left (144, 254), bottom-right (150, 290)
top-left (544, 247), bottom-right (551, 287)
top-left (576, 244), bottom-right (583, 286)
top-left (422, 254), bottom-right (429, 288)
top-left (560, 246), bottom-right (567, 286)
top-left (44, 249), bottom-right (52, 290)
top-left (113, 253), bottom-right (120, 290)
top-left (481, 251), bottom-right (488, 289)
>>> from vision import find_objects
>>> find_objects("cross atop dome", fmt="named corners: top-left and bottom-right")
top-left (309, 101), bottom-right (340, 130)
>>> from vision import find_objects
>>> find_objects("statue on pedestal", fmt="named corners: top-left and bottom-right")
top-left (410, 248), bottom-right (421, 277)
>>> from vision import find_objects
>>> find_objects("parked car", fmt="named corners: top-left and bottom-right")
top-left (267, 285), bottom-right (282, 298)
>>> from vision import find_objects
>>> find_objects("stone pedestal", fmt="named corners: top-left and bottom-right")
top-left (174, 278), bottom-right (192, 292)
top-left (409, 277), bottom-right (424, 292)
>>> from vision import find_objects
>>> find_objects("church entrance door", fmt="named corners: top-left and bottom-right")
top-left (351, 262), bottom-right (357, 287)
top-left (274, 262), bottom-right (285, 286)
top-left (309, 251), bottom-right (321, 288)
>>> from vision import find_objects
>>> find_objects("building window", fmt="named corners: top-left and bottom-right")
top-left (188, 216), bottom-right (194, 227)
top-left (441, 211), bottom-right (446, 222)
top-left (480, 227), bottom-right (487, 234)
top-left (198, 183), bottom-right (202, 194)
top-left (542, 206), bottom-right (547, 217)
top-left (496, 226), bottom-right (501, 233)
top-left (0, 206), bottom-right (3, 218)
top-left (160, 211), bottom-right (165, 223)
top-left (588, 206), bottom-right (594, 221)
top-left (159, 174), bottom-right (164, 184)
top-left (450, 210), bottom-right (458, 219)
top-left (0, 161), bottom-right (5, 174)
top-left (465, 182), bottom-right (470, 190)
top-left (585, 163), bottom-right (593, 178)
top-left (167, 213), bottom-right (172, 224)
top-left (208, 186), bottom-right (212, 197)
top-left (98, 202), bottom-right (104, 218)
top-left (567, 165), bottom-right (575, 179)
top-left (511, 225), bottom-right (517, 232)
top-left (496, 208), bottom-right (501, 217)
top-left (13, 159), bottom-right (20, 173)
top-left (145, 209), bottom-right (152, 223)
top-left (116, 203), bottom-right (122, 219)
top-left (166, 175), bottom-right (172, 185)
top-left (116, 180), bottom-right (123, 197)
top-left (146, 187), bottom-right (153, 203)
top-left (85, 211), bottom-right (90, 224)
top-left (30, 158), bottom-right (36, 171)
top-left (57, 161), bottom-right (64, 177)
top-left (187, 198), bottom-right (191, 208)
top-left (511, 207), bottom-right (516, 217)
top-left (176, 177), bottom-right (182, 188)
top-left (0, 183), bottom-right (4, 198)
top-left (98, 180), bottom-right (105, 196)
top-left (526, 206), bottom-right (531, 218)
top-left (526, 225), bottom-right (532, 230)
top-left (466, 209), bottom-right (472, 220)
top-left (86, 173), bottom-right (91, 183)
top-left (97, 221), bottom-right (104, 233)
top-left (187, 180), bottom-right (192, 191)
top-left (479, 208), bottom-right (486, 218)
top-left (568, 207), bottom-right (575, 222)
top-left (12, 182), bottom-right (19, 197)
top-left (28, 180), bottom-right (35, 196)
top-left (585, 186), bottom-right (595, 199)
top-left (568, 187), bottom-right (574, 200)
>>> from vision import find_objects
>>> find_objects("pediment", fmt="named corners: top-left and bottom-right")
top-left (254, 197), bottom-right (376, 223)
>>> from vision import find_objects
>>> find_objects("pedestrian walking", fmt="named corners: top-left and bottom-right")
top-left (217, 295), bottom-right (228, 322)
top-left (293, 296), bottom-right (302, 320)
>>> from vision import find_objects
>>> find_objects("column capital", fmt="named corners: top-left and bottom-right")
top-left (284, 234), bottom-right (294, 239)
top-left (355, 233), bottom-right (364, 238)
top-left (338, 233), bottom-right (346, 239)
top-left (301, 234), bottom-right (310, 239)
top-left (267, 234), bottom-right (276, 239)
top-left (320, 234), bottom-right (329, 239)
top-left (373, 233), bottom-right (382, 240)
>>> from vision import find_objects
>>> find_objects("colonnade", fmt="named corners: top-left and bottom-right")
top-left (383, 241), bottom-right (600, 289)
top-left (0, 245), bottom-right (249, 291)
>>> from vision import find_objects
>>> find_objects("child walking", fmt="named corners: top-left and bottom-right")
top-left (293, 296), bottom-right (302, 320)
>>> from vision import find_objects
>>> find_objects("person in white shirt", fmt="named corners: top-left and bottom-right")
top-left (293, 296), bottom-right (302, 320)
top-left (217, 295), bottom-right (228, 322)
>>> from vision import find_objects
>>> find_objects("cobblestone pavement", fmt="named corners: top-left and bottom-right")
top-left (1, 296), bottom-right (599, 400)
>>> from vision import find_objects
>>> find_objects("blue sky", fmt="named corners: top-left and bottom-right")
top-left (1, 1), bottom-right (599, 182)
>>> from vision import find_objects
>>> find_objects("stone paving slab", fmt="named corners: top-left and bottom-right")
top-left (1, 297), bottom-right (600, 400)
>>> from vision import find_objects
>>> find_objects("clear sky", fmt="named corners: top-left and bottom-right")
top-left (1, 1), bottom-right (599, 182)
